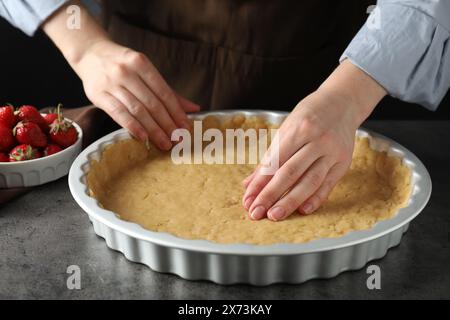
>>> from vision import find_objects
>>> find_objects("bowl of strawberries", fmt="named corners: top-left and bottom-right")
top-left (0, 104), bottom-right (82, 188)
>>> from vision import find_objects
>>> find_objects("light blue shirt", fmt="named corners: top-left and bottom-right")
top-left (1, 0), bottom-right (449, 110)
top-left (341, 0), bottom-right (450, 110)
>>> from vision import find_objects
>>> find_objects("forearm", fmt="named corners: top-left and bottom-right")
top-left (42, 0), bottom-right (109, 69)
top-left (318, 60), bottom-right (387, 127)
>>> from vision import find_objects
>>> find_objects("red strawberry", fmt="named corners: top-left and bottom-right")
top-left (43, 103), bottom-right (62, 126)
top-left (16, 105), bottom-right (48, 133)
top-left (0, 125), bottom-right (15, 152)
top-left (14, 121), bottom-right (48, 148)
top-left (0, 105), bottom-right (18, 128)
top-left (9, 145), bottom-right (40, 162)
top-left (0, 153), bottom-right (9, 162)
top-left (43, 113), bottom-right (58, 126)
top-left (50, 117), bottom-right (78, 148)
top-left (44, 144), bottom-right (62, 157)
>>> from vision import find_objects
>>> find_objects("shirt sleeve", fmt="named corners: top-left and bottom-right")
top-left (0, 0), bottom-right (101, 37)
top-left (340, 0), bottom-right (450, 111)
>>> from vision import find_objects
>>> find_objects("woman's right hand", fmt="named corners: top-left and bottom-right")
top-left (42, 1), bottom-right (199, 150)
top-left (73, 40), bottom-right (200, 150)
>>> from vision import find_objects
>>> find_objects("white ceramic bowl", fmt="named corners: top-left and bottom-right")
top-left (0, 120), bottom-right (83, 188)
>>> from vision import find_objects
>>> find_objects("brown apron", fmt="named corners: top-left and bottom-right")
top-left (102, 0), bottom-right (372, 110)
top-left (0, 1), bottom-right (373, 203)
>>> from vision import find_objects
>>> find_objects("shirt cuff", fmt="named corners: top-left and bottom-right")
top-left (340, 3), bottom-right (450, 111)
top-left (0, 0), bottom-right (101, 36)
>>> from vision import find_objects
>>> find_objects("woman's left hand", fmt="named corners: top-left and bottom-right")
top-left (242, 89), bottom-right (356, 220)
top-left (242, 60), bottom-right (387, 221)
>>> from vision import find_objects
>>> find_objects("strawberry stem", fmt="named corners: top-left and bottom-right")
top-left (57, 103), bottom-right (63, 122)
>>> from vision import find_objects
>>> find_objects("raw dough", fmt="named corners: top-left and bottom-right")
top-left (87, 116), bottom-right (411, 245)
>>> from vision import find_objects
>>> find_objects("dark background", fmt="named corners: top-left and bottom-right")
top-left (0, 18), bottom-right (449, 120)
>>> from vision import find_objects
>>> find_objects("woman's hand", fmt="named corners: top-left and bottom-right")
top-left (243, 60), bottom-right (387, 221)
top-left (42, 1), bottom-right (200, 150)
top-left (73, 40), bottom-right (200, 150)
top-left (243, 89), bottom-right (357, 220)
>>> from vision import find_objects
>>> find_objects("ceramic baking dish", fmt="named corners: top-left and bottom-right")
top-left (68, 110), bottom-right (432, 285)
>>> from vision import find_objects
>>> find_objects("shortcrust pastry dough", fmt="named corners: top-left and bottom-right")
top-left (87, 116), bottom-right (411, 245)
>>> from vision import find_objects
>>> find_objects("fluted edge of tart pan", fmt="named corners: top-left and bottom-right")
top-left (68, 110), bottom-right (432, 286)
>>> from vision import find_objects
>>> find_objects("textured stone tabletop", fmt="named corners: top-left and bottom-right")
top-left (1, 120), bottom-right (449, 300)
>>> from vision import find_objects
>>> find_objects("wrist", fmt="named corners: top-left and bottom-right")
top-left (42, 0), bottom-right (110, 69)
top-left (66, 37), bottom-right (111, 71)
top-left (309, 87), bottom-right (362, 131)
top-left (319, 59), bottom-right (387, 127)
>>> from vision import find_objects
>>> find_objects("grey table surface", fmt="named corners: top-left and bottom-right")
top-left (0, 120), bottom-right (449, 300)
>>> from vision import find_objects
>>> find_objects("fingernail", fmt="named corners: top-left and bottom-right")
top-left (244, 196), bottom-right (255, 211)
top-left (268, 207), bottom-right (286, 221)
top-left (139, 132), bottom-right (148, 142)
top-left (161, 140), bottom-right (172, 151)
top-left (133, 131), bottom-right (148, 142)
top-left (301, 203), bottom-right (314, 215)
top-left (250, 206), bottom-right (266, 220)
top-left (182, 120), bottom-right (192, 130)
